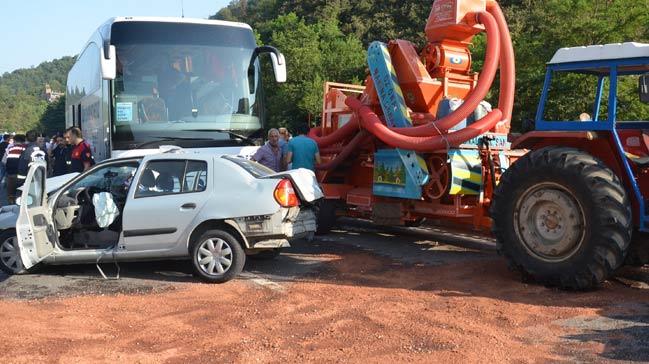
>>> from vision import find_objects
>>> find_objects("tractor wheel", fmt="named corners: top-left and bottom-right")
top-left (625, 231), bottom-right (649, 267)
top-left (491, 147), bottom-right (632, 290)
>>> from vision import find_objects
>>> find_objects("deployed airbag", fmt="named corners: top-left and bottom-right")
top-left (93, 192), bottom-right (119, 228)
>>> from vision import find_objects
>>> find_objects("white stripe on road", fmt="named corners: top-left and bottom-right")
top-left (239, 272), bottom-right (285, 292)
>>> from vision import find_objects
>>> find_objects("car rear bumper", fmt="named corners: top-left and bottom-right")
top-left (282, 207), bottom-right (316, 239)
top-left (234, 206), bottom-right (317, 249)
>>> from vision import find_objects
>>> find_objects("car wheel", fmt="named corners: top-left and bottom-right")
top-left (191, 229), bottom-right (245, 283)
top-left (0, 230), bottom-right (27, 275)
top-left (404, 218), bottom-right (425, 227)
top-left (316, 199), bottom-right (338, 235)
top-left (248, 249), bottom-right (281, 260)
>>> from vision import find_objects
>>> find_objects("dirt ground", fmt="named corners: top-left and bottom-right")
top-left (1, 220), bottom-right (648, 363)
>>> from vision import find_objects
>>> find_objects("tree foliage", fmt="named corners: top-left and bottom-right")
top-left (214, 0), bottom-right (649, 131)
top-left (3, 1), bottom-right (649, 134)
top-left (506, 0), bottom-right (649, 126)
top-left (0, 56), bottom-right (75, 133)
top-left (254, 13), bottom-right (365, 129)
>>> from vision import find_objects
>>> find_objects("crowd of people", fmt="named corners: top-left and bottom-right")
top-left (0, 127), bottom-right (94, 205)
top-left (251, 125), bottom-right (321, 173)
top-left (0, 124), bottom-right (315, 205)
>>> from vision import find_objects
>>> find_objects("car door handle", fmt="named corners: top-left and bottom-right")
top-left (180, 203), bottom-right (196, 210)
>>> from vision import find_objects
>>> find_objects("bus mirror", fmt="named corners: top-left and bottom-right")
top-left (640, 74), bottom-right (649, 103)
top-left (248, 46), bottom-right (287, 94)
top-left (270, 52), bottom-right (287, 83)
top-left (101, 45), bottom-right (116, 80)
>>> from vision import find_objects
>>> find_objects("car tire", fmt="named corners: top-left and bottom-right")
top-left (248, 249), bottom-right (281, 260)
top-left (491, 147), bottom-right (632, 290)
top-left (190, 229), bottom-right (245, 283)
top-left (0, 229), bottom-right (28, 275)
top-left (404, 218), bottom-right (425, 227)
top-left (316, 199), bottom-right (338, 235)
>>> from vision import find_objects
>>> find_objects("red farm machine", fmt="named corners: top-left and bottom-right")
top-left (308, 0), bottom-right (649, 290)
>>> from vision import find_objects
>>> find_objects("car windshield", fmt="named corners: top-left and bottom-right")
top-left (222, 155), bottom-right (274, 178)
top-left (110, 21), bottom-right (263, 150)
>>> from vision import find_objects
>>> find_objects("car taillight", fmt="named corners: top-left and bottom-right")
top-left (274, 179), bottom-right (299, 207)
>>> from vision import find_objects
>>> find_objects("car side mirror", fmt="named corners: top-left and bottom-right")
top-left (640, 74), bottom-right (649, 103)
top-left (101, 44), bottom-right (116, 80)
top-left (248, 46), bottom-right (287, 94)
top-left (16, 196), bottom-right (33, 206)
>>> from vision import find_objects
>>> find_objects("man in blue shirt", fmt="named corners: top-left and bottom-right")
top-left (285, 124), bottom-right (320, 171)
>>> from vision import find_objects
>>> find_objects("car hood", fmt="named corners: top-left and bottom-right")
top-left (17, 172), bottom-right (79, 194)
top-left (0, 205), bottom-right (19, 230)
top-left (263, 168), bottom-right (324, 203)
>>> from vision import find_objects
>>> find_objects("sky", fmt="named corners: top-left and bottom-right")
top-left (0, 0), bottom-right (231, 74)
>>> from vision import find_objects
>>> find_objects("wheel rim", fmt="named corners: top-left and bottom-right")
top-left (197, 238), bottom-right (233, 275)
top-left (514, 182), bottom-right (586, 262)
top-left (0, 235), bottom-right (23, 273)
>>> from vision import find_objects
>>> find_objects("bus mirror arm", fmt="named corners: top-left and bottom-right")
top-left (101, 44), bottom-right (117, 80)
top-left (247, 45), bottom-right (287, 94)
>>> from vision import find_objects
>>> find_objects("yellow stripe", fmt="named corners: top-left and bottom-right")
top-left (449, 185), bottom-right (480, 195)
top-left (394, 84), bottom-right (405, 100)
top-left (451, 169), bottom-right (482, 181)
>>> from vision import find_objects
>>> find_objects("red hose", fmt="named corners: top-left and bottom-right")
top-left (308, 114), bottom-right (361, 148)
top-left (316, 130), bottom-right (372, 170)
top-left (487, 2), bottom-right (515, 123)
top-left (387, 11), bottom-right (501, 136)
top-left (314, 7), bottom-right (511, 169)
top-left (347, 97), bottom-right (503, 152)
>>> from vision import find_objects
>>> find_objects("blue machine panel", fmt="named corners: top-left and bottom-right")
top-left (373, 149), bottom-right (427, 199)
top-left (368, 41), bottom-right (429, 199)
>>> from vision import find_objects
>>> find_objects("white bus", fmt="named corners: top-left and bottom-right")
top-left (65, 17), bottom-right (286, 161)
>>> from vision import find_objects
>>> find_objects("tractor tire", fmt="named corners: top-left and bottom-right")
top-left (625, 232), bottom-right (649, 267)
top-left (316, 199), bottom-right (338, 235)
top-left (491, 147), bottom-right (632, 290)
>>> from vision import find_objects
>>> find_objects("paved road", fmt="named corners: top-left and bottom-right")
top-left (1, 218), bottom-right (648, 362)
top-left (2, 162), bottom-right (649, 361)
top-left (0, 219), bottom-right (495, 300)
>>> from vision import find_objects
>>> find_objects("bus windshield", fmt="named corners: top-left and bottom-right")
top-left (110, 21), bottom-right (262, 150)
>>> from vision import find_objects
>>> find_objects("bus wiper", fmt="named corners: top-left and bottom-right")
top-left (182, 129), bottom-right (256, 146)
top-left (134, 137), bottom-right (213, 149)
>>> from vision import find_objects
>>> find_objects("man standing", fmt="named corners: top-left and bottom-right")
top-left (278, 127), bottom-right (291, 168)
top-left (17, 130), bottom-right (42, 188)
top-left (0, 134), bottom-right (10, 185)
top-left (51, 135), bottom-right (71, 176)
top-left (285, 124), bottom-right (320, 172)
top-left (251, 128), bottom-right (283, 172)
top-left (66, 127), bottom-right (94, 173)
top-left (4, 134), bottom-right (26, 204)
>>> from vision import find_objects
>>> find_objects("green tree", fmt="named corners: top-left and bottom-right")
top-left (506, 0), bottom-right (649, 127)
top-left (258, 14), bottom-right (366, 130)
top-left (39, 95), bottom-right (66, 135)
top-left (0, 56), bottom-right (75, 132)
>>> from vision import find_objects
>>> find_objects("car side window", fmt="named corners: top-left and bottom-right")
top-left (136, 160), bottom-right (208, 198)
top-left (26, 167), bottom-right (45, 208)
top-left (183, 161), bottom-right (208, 192)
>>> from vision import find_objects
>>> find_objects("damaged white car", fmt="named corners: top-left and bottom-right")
top-left (0, 152), bottom-right (322, 283)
